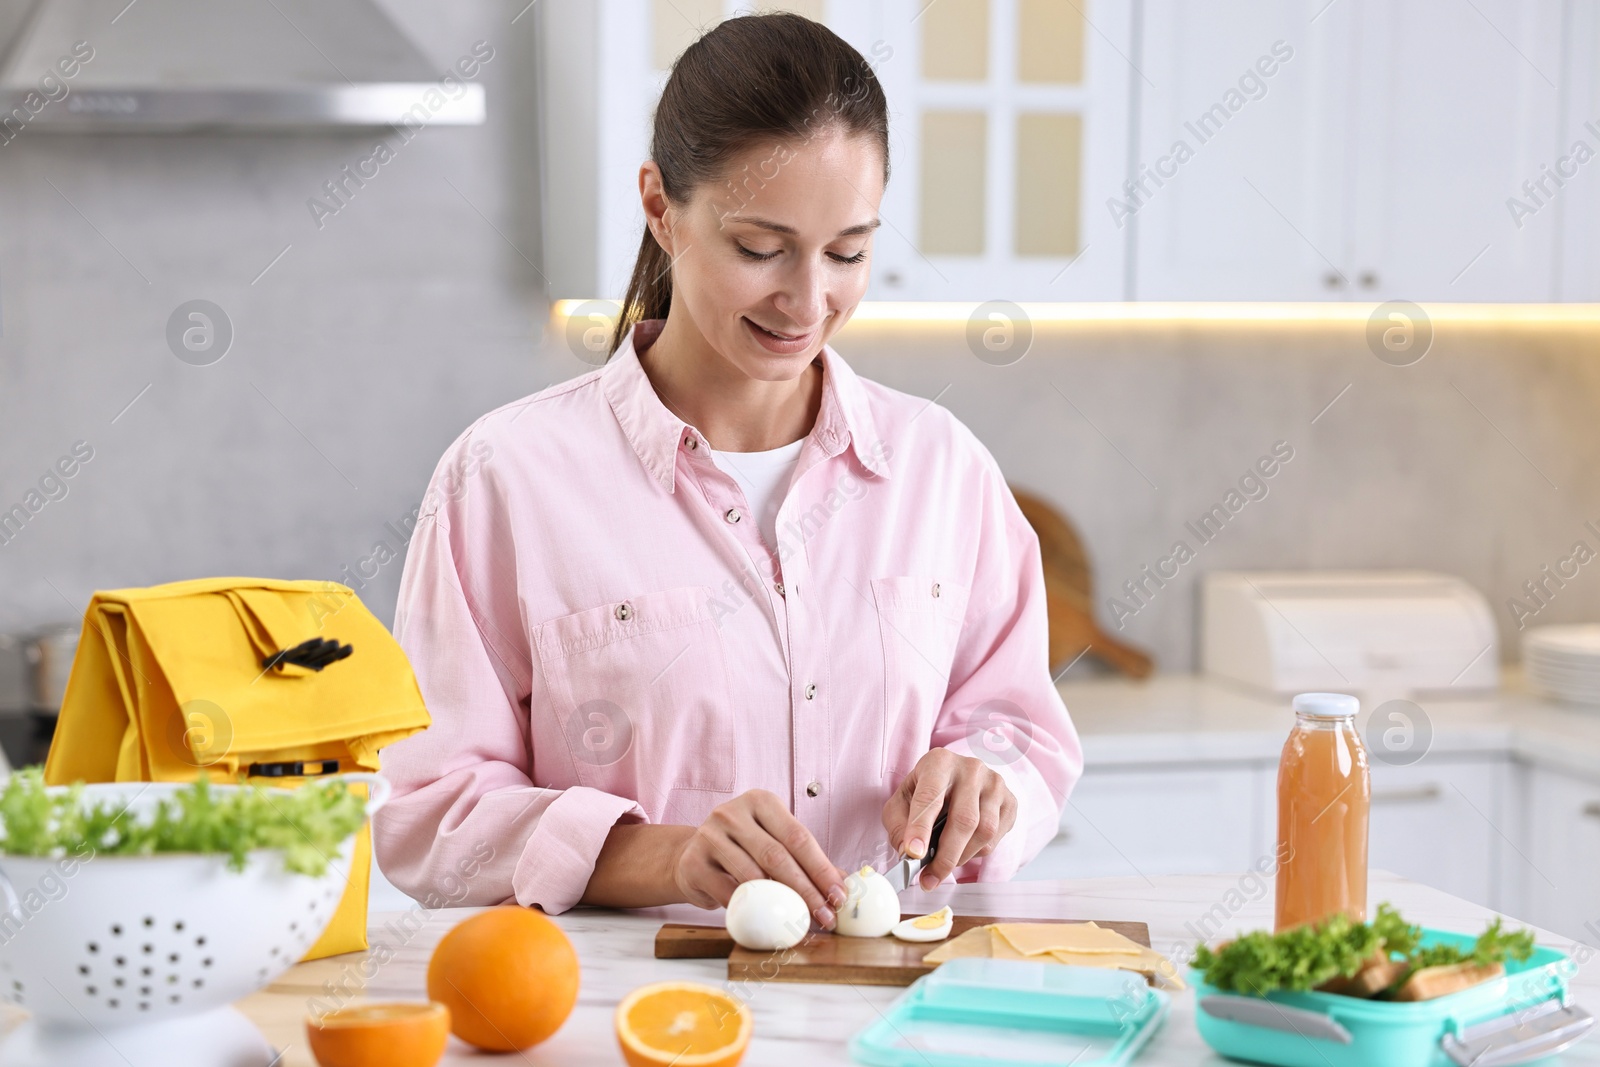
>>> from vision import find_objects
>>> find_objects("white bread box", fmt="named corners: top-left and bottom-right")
top-left (1201, 571), bottom-right (1498, 696)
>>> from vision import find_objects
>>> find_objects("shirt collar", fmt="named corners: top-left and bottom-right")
top-left (602, 317), bottom-right (891, 494)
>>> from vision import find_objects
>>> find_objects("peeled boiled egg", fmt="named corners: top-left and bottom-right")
top-left (833, 865), bottom-right (901, 938)
top-left (724, 879), bottom-right (811, 951)
top-left (891, 906), bottom-right (954, 943)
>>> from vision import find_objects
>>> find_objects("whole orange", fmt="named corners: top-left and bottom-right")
top-left (426, 906), bottom-right (580, 1052)
top-left (305, 1002), bottom-right (450, 1067)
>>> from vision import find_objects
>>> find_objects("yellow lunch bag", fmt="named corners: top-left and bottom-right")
top-left (41, 576), bottom-right (432, 961)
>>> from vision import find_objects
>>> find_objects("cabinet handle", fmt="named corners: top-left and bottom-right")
top-left (1359, 271), bottom-right (1379, 289)
top-left (1055, 827), bottom-right (1074, 843)
top-left (1371, 784), bottom-right (1443, 803)
top-left (1323, 271), bottom-right (1346, 289)
top-left (1584, 802), bottom-right (1600, 820)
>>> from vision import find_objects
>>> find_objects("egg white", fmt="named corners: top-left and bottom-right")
top-left (834, 865), bottom-right (901, 938)
top-left (891, 906), bottom-right (953, 943)
top-left (724, 879), bottom-right (812, 950)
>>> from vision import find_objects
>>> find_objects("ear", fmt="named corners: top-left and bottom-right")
top-left (638, 161), bottom-right (678, 254)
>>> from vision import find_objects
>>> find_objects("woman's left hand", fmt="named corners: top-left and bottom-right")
top-left (882, 748), bottom-right (1017, 890)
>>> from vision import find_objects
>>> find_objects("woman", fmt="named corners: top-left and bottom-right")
top-left (373, 13), bottom-right (1081, 932)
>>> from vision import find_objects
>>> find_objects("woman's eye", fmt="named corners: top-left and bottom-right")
top-left (735, 244), bottom-right (868, 264)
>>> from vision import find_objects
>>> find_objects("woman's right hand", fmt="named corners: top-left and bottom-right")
top-left (671, 788), bottom-right (849, 929)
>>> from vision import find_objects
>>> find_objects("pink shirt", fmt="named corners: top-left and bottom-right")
top-left (372, 319), bottom-right (1083, 913)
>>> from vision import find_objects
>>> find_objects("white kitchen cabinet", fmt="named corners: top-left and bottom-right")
top-left (1557, 1), bottom-right (1600, 300)
top-left (868, 0), bottom-right (1133, 300)
top-left (1132, 0), bottom-right (1566, 301)
top-left (1365, 759), bottom-right (1507, 911)
top-left (1520, 764), bottom-right (1600, 945)
top-left (1129, 0), bottom-right (1352, 300)
top-left (1019, 763), bottom-right (1269, 881)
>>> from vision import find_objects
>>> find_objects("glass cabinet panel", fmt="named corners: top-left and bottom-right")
top-left (1018, 0), bottom-right (1084, 83)
top-left (919, 110), bottom-right (989, 254)
top-left (1015, 112), bottom-right (1081, 255)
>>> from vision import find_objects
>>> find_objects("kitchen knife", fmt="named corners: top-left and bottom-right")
top-left (886, 808), bottom-right (948, 893)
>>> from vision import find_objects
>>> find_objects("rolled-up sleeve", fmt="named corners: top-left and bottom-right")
top-left (933, 449), bottom-right (1083, 882)
top-left (372, 430), bottom-right (647, 913)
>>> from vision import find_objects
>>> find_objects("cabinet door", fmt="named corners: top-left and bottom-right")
top-left (870, 0), bottom-right (1133, 300)
top-left (1557, 0), bottom-right (1600, 300)
top-left (1365, 759), bottom-right (1505, 910)
top-left (1018, 765), bottom-right (1266, 880)
top-left (1347, 0), bottom-right (1564, 301)
top-left (1523, 766), bottom-right (1600, 944)
top-left (1131, 0), bottom-right (1356, 299)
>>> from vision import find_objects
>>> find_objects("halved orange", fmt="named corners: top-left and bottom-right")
top-left (306, 1001), bottom-right (450, 1067)
top-left (615, 981), bottom-right (753, 1067)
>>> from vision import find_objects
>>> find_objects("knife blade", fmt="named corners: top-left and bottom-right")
top-left (887, 808), bottom-right (948, 893)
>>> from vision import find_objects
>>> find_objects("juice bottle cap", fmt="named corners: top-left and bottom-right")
top-left (1292, 692), bottom-right (1359, 718)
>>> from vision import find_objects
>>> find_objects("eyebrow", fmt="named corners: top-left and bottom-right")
top-left (723, 215), bottom-right (882, 238)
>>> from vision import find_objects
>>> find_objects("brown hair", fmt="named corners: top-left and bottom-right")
top-left (608, 12), bottom-right (891, 357)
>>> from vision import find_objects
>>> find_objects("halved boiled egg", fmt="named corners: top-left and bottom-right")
top-left (891, 906), bottom-right (953, 943)
top-left (834, 865), bottom-right (901, 938)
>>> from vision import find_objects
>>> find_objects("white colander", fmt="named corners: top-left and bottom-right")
top-left (0, 773), bottom-right (390, 1067)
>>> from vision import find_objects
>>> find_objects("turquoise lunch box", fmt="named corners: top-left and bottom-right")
top-left (1193, 928), bottom-right (1594, 1067)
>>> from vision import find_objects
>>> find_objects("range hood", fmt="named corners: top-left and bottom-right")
top-left (0, 0), bottom-right (485, 130)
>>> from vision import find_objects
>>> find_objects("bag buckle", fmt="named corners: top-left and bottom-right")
top-left (248, 759), bottom-right (341, 778)
top-left (262, 637), bottom-right (353, 672)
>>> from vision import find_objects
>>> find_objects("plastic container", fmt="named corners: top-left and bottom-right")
top-left (1276, 692), bottom-right (1370, 931)
top-left (850, 958), bottom-right (1170, 1067)
top-left (1193, 928), bottom-right (1593, 1067)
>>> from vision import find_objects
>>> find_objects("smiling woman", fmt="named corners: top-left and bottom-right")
top-left (371, 12), bottom-right (1082, 936)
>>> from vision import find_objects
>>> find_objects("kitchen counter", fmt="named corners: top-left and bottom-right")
top-left (234, 871), bottom-right (1600, 1066)
top-left (1058, 670), bottom-right (1600, 780)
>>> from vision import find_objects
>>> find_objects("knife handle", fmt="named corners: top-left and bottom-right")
top-left (923, 808), bottom-right (949, 864)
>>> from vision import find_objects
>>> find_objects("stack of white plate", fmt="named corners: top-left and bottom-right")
top-left (1524, 625), bottom-right (1600, 706)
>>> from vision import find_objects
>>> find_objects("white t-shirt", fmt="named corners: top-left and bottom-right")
top-left (708, 437), bottom-right (806, 550)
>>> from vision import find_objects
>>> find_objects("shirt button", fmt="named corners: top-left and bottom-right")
top-left (615, 603), bottom-right (633, 621)
top-left (931, 582), bottom-right (941, 598)
top-left (804, 683), bottom-right (817, 701)
top-left (806, 781), bottom-right (821, 797)
top-left (725, 508), bottom-right (742, 524)
top-left (684, 435), bottom-right (698, 450)
top-left (774, 582), bottom-right (785, 596)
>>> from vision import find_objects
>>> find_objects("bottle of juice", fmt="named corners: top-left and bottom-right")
top-left (1274, 692), bottom-right (1371, 932)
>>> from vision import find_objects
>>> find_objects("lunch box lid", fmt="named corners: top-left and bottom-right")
top-left (850, 958), bottom-right (1170, 1067)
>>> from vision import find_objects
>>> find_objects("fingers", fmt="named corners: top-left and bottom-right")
top-left (692, 791), bottom-right (847, 929)
top-left (754, 791), bottom-right (848, 896)
top-left (921, 770), bottom-right (982, 889)
top-left (899, 757), bottom-right (955, 859)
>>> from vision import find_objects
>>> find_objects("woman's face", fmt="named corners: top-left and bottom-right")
top-left (642, 127), bottom-right (884, 382)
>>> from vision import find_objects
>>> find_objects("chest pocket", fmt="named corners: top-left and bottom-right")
top-left (871, 575), bottom-right (970, 780)
top-left (534, 585), bottom-right (736, 796)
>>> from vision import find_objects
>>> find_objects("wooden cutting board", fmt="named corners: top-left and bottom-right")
top-left (655, 914), bottom-right (1152, 986)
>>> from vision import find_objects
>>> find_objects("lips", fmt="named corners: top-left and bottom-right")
top-left (747, 319), bottom-right (805, 342)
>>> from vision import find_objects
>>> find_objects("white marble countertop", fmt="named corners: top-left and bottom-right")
top-left (234, 871), bottom-right (1600, 1066)
top-left (1058, 670), bottom-right (1600, 779)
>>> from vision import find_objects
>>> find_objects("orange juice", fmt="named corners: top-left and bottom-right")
top-left (1275, 692), bottom-right (1370, 932)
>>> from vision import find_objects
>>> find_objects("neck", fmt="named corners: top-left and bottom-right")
top-left (639, 308), bottom-right (824, 452)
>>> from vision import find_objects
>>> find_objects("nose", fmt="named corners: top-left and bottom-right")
top-left (773, 255), bottom-right (828, 330)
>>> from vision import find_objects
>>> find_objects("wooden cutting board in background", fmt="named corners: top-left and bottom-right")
top-left (1010, 486), bottom-right (1154, 679)
top-left (656, 914), bottom-right (1152, 986)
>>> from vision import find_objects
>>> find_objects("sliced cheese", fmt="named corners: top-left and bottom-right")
top-left (990, 921), bottom-right (1148, 957)
top-left (920, 926), bottom-right (991, 964)
top-left (987, 927), bottom-right (1032, 960)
